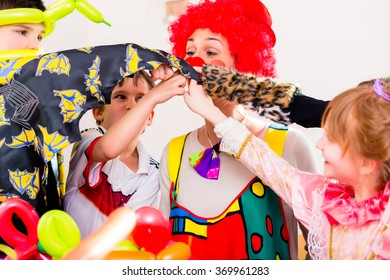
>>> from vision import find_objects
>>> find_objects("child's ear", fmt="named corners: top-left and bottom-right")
top-left (92, 106), bottom-right (104, 123)
top-left (360, 158), bottom-right (380, 176)
top-left (146, 111), bottom-right (155, 126)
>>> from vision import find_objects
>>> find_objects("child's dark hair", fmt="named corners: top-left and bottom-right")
top-left (119, 70), bottom-right (155, 90)
top-left (0, 0), bottom-right (46, 11)
top-left (96, 70), bottom-right (155, 125)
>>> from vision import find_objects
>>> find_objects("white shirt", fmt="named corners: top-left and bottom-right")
top-left (64, 127), bottom-right (159, 239)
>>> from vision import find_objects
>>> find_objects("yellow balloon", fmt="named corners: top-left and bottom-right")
top-left (0, 244), bottom-right (17, 260)
top-left (75, 0), bottom-right (111, 26)
top-left (0, 49), bottom-right (40, 61)
top-left (37, 210), bottom-right (81, 259)
top-left (43, 0), bottom-right (75, 23)
top-left (0, 8), bottom-right (43, 25)
top-left (113, 239), bottom-right (139, 251)
top-left (0, 0), bottom-right (110, 37)
top-left (0, 8), bottom-right (55, 36)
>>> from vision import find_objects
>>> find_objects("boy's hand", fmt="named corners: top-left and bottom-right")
top-left (150, 64), bottom-right (175, 81)
top-left (148, 74), bottom-right (187, 104)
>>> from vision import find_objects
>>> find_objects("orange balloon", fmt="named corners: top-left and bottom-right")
top-left (156, 242), bottom-right (191, 260)
top-left (62, 207), bottom-right (136, 260)
top-left (104, 250), bottom-right (156, 260)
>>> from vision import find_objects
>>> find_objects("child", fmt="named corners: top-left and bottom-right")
top-left (0, 0), bottom-right (46, 51)
top-left (185, 77), bottom-right (390, 259)
top-left (64, 71), bottom-right (187, 239)
top-left (0, 0), bottom-right (113, 215)
top-left (158, 0), bottom-right (319, 259)
top-left (0, 2), bottom-right (57, 254)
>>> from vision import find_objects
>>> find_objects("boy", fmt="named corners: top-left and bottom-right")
top-left (0, 0), bottom-right (111, 215)
top-left (64, 71), bottom-right (186, 239)
top-left (0, 0), bottom-right (46, 51)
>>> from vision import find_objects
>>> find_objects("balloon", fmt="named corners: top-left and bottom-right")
top-left (0, 0), bottom-right (110, 36)
top-left (0, 244), bottom-right (17, 260)
top-left (0, 198), bottom-right (39, 248)
top-left (37, 210), bottom-right (81, 259)
top-left (131, 207), bottom-right (171, 254)
top-left (12, 242), bottom-right (38, 260)
top-left (0, 8), bottom-right (55, 36)
top-left (62, 207), bottom-right (136, 260)
top-left (43, 0), bottom-right (75, 23)
top-left (113, 239), bottom-right (139, 251)
top-left (75, 0), bottom-right (111, 26)
top-left (0, 198), bottom-right (40, 260)
top-left (34, 252), bottom-right (52, 260)
top-left (104, 250), bottom-right (156, 260)
top-left (0, 8), bottom-right (43, 25)
top-left (157, 242), bottom-right (191, 260)
top-left (0, 50), bottom-right (39, 64)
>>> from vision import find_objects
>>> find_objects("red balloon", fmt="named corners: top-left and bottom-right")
top-left (11, 242), bottom-right (37, 260)
top-left (0, 198), bottom-right (39, 248)
top-left (131, 207), bottom-right (171, 254)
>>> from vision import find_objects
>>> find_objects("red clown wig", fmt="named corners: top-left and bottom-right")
top-left (168, 0), bottom-right (277, 78)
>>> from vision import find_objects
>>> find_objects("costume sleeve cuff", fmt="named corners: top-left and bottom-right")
top-left (214, 117), bottom-right (252, 156)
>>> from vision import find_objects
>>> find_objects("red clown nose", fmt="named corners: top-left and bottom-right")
top-left (185, 57), bottom-right (205, 67)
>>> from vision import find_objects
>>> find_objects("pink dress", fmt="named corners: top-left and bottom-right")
top-left (216, 118), bottom-right (390, 259)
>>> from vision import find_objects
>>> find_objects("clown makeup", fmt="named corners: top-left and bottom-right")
top-left (0, 23), bottom-right (45, 50)
top-left (185, 28), bottom-right (235, 69)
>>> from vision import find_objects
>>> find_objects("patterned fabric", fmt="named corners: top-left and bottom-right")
top-left (0, 43), bottom-right (200, 215)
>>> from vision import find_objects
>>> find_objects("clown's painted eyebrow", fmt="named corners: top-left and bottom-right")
top-left (187, 36), bottom-right (224, 46)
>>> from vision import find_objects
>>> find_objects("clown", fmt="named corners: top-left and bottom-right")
top-left (158, 0), bottom-right (320, 260)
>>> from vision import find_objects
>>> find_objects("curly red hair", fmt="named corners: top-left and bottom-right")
top-left (168, 0), bottom-right (277, 78)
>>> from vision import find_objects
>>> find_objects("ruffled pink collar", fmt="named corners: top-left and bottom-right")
top-left (322, 181), bottom-right (390, 226)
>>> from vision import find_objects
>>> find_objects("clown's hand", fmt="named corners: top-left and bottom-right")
top-left (185, 79), bottom-right (227, 126)
top-left (201, 64), bottom-right (301, 125)
top-left (184, 79), bottom-right (214, 119)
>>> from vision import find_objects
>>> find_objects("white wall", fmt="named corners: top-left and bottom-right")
top-left (43, 0), bottom-right (390, 173)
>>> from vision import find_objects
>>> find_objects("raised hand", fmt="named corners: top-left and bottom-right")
top-left (147, 73), bottom-right (187, 105)
top-left (149, 64), bottom-right (175, 82)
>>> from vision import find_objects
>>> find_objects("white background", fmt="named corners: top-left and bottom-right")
top-left (42, 0), bottom-right (390, 173)
top-left (1, 259), bottom-right (390, 279)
